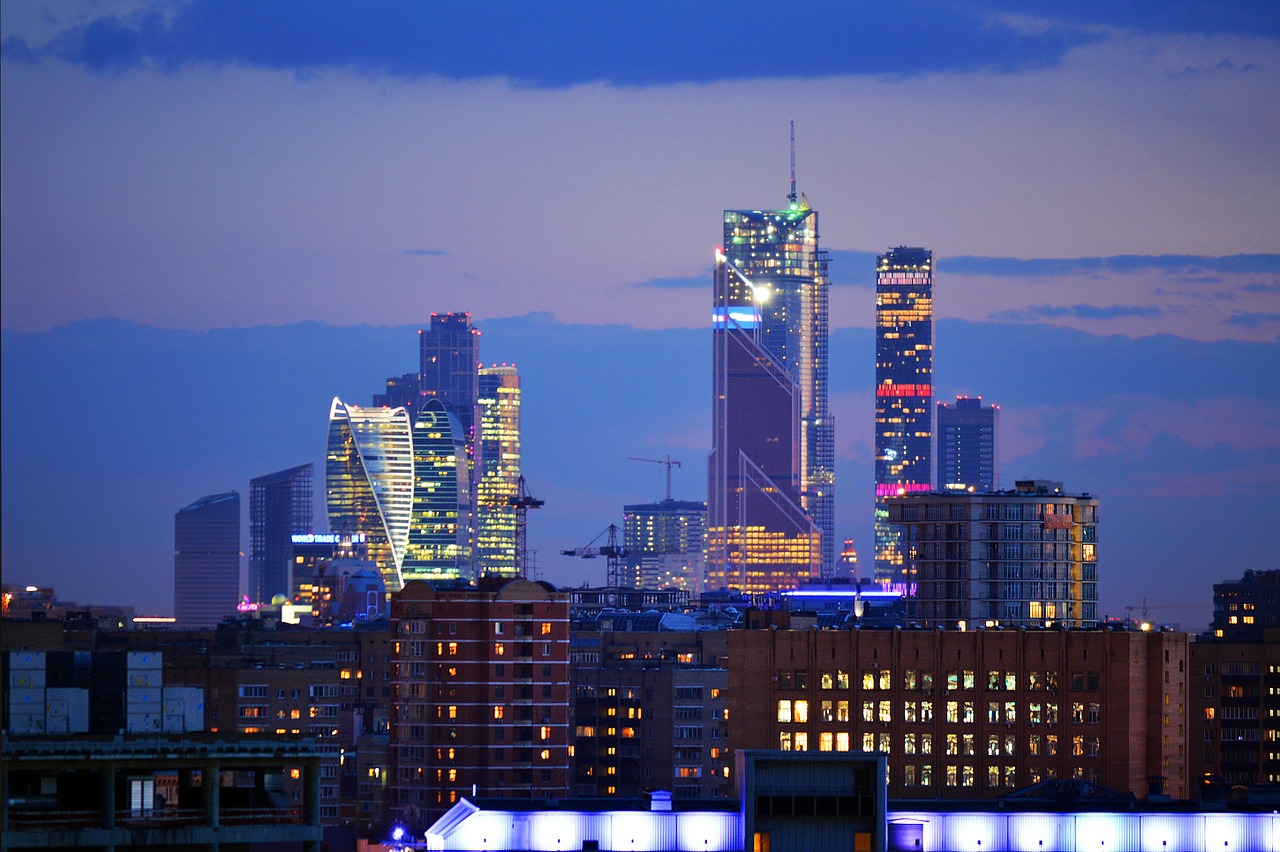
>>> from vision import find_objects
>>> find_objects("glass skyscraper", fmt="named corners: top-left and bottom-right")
top-left (874, 247), bottom-right (934, 584)
top-left (936, 396), bottom-right (998, 493)
top-left (326, 397), bottom-right (414, 592)
top-left (402, 398), bottom-right (470, 582)
top-left (174, 491), bottom-right (240, 628)
top-left (249, 463), bottom-right (313, 604)
top-left (708, 189), bottom-right (833, 587)
top-left (419, 313), bottom-right (481, 573)
top-left (622, 499), bottom-right (707, 592)
top-left (476, 365), bottom-right (521, 577)
top-left (707, 248), bottom-right (820, 593)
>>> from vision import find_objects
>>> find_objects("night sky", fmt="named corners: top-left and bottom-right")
top-left (3, 1), bottom-right (1278, 629)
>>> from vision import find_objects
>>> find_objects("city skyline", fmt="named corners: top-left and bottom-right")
top-left (2, 2), bottom-right (1278, 628)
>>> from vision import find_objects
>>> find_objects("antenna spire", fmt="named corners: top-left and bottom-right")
top-left (788, 120), bottom-right (797, 204)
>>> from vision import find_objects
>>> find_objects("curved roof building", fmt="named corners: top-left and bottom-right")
top-left (326, 397), bottom-right (413, 592)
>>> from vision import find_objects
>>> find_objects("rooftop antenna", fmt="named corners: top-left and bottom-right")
top-left (788, 120), bottom-right (797, 205)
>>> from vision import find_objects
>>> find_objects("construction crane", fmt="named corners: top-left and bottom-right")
top-left (508, 475), bottom-right (544, 579)
top-left (562, 524), bottom-right (627, 591)
top-left (627, 454), bottom-right (682, 501)
top-left (1123, 598), bottom-right (1200, 627)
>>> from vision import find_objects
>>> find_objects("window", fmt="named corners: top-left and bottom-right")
top-left (837, 700), bottom-right (850, 722)
top-left (947, 701), bottom-right (959, 723)
top-left (793, 732), bottom-right (808, 752)
top-left (836, 732), bottom-right (850, 752)
top-left (819, 732), bottom-right (834, 752)
top-left (820, 671), bottom-right (833, 690)
top-left (836, 670), bottom-right (850, 689)
top-left (879, 701), bottom-right (892, 723)
top-left (904, 733), bottom-right (917, 754)
top-left (776, 700), bottom-right (791, 723)
top-left (794, 700), bottom-right (809, 724)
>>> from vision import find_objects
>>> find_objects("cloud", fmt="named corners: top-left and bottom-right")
top-left (1, 0), bottom-right (1101, 85)
top-left (1171, 58), bottom-right (1261, 77)
top-left (1244, 281), bottom-right (1280, 293)
top-left (992, 303), bottom-right (1164, 320)
top-left (633, 275), bottom-right (706, 290)
top-left (402, 249), bottom-right (447, 256)
top-left (1225, 311), bottom-right (1280, 327)
top-left (979, 1), bottom-right (1280, 39)
top-left (942, 253), bottom-right (1280, 277)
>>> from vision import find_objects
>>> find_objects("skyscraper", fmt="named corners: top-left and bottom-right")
top-left (174, 491), bottom-right (240, 628)
top-left (374, 372), bottom-right (421, 419)
top-left (707, 249), bottom-right (820, 593)
top-left (622, 499), bottom-right (707, 592)
top-left (715, 186), bottom-right (834, 579)
top-left (874, 247), bottom-right (934, 584)
top-left (402, 398), bottom-right (470, 583)
top-left (936, 396), bottom-right (998, 493)
top-left (476, 365), bottom-right (522, 577)
top-left (249, 463), bottom-right (313, 604)
top-left (419, 313), bottom-right (482, 573)
top-left (326, 398), bottom-right (414, 592)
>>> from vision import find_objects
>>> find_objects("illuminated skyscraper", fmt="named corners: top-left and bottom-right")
top-left (936, 396), bottom-right (998, 493)
top-left (874, 247), bottom-right (934, 584)
top-left (402, 399), bottom-right (470, 583)
top-left (622, 499), bottom-right (707, 592)
top-left (326, 398), bottom-right (414, 592)
top-left (174, 492), bottom-right (240, 628)
top-left (248, 463), bottom-right (313, 604)
top-left (707, 249), bottom-right (819, 593)
top-left (716, 187), bottom-right (834, 579)
top-left (476, 365), bottom-right (521, 577)
top-left (420, 313), bottom-right (482, 573)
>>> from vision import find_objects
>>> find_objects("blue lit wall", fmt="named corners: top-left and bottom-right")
top-left (424, 802), bottom-right (1280, 852)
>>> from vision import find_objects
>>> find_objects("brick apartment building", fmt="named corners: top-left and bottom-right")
top-left (728, 625), bottom-right (1188, 800)
top-left (388, 578), bottom-right (571, 829)
top-left (1188, 628), bottom-right (1280, 788)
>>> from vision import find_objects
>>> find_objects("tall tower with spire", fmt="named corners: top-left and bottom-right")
top-left (707, 127), bottom-right (834, 590)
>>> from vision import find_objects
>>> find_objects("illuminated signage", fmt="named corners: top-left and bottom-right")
top-left (712, 307), bottom-right (760, 329)
top-left (1044, 514), bottom-right (1073, 530)
top-left (291, 533), bottom-right (366, 545)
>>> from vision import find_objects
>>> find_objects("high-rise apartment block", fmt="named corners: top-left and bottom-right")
top-left (173, 492), bottom-right (241, 628)
top-left (248, 463), bottom-right (313, 604)
top-left (708, 247), bottom-right (820, 593)
top-left (936, 396), bottom-right (998, 493)
top-left (622, 499), bottom-right (707, 591)
top-left (728, 625), bottom-right (1188, 801)
top-left (887, 480), bottom-right (1099, 627)
top-left (874, 247), bottom-right (934, 584)
top-left (477, 365), bottom-right (522, 577)
top-left (1210, 569), bottom-right (1280, 641)
top-left (389, 579), bottom-right (571, 828)
top-left (326, 398), bottom-right (414, 592)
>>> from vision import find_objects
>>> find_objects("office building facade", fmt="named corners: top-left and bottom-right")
top-left (874, 247), bottom-right (934, 583)
top-left (374, 372), bottom-right (421, 419)
top-left (420, 313), bottom-right (482, 574)
top-left (707, 248), bottom-right (819, 593)
top-left (622, 499), bottom-right (707, 592)
top-left (936, 396), bottom-right (998, 493)
top-left (714, 193), bottom-right (833, 579)
top-left (173, 492), bottom-right (241, 628)
top-left (248, 463), bottom-right (313, 604)
top-left (476, 365), bottom-right (522, 578)
top-left (326, 398), bottom-right (414, 592)
top-left (887, 480), bottom-right (1100, 627)
top-left (402, 399), bottom-right (471, 583)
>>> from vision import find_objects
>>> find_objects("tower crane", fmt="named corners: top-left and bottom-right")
top-left (1123, 598), bottom-right (1200, 627)
top-left (509, 475), bottom-right (544, 579)
top-left (562, 524), bottom-right (627, 591)
top-left (627, 454), bottom-right (682, 501)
